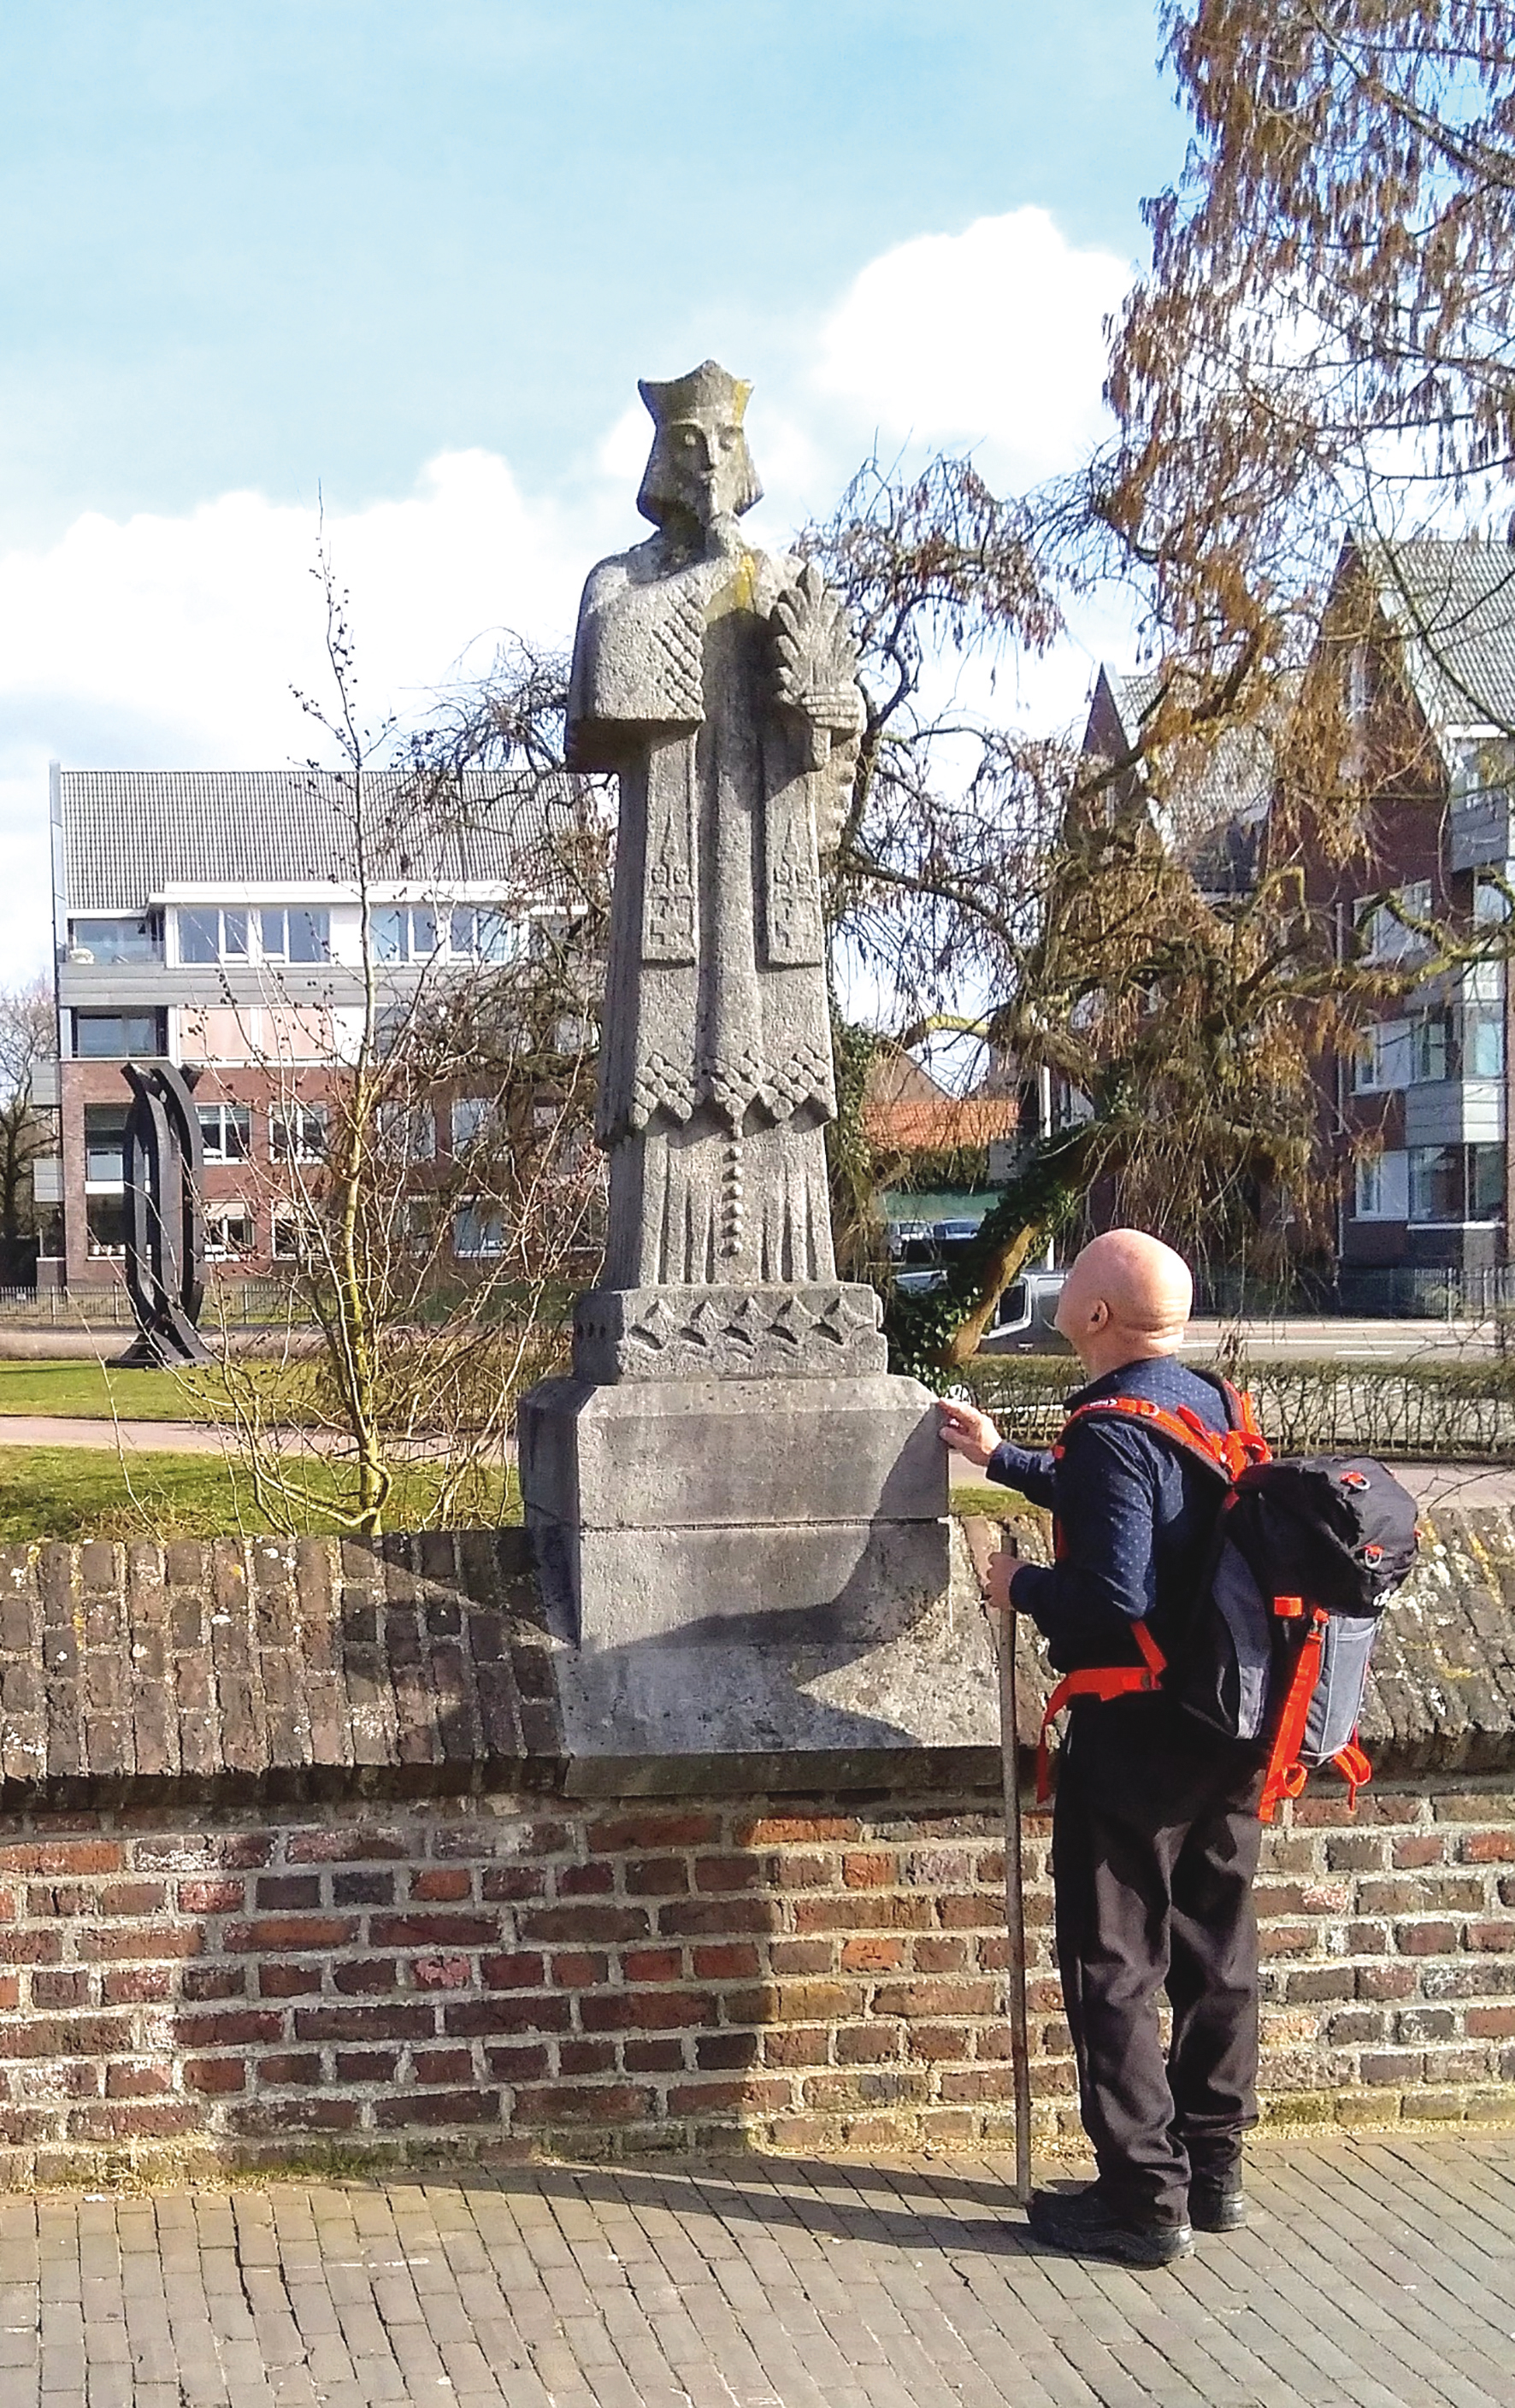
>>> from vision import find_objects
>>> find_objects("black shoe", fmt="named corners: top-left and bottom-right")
top-left (1188, 2176), bottom-right (1247, 2232)
top-left (1027, 2184), bottom-right (1194, 2267)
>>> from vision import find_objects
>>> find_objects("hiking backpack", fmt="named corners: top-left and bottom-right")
top-left (1035, 1382), bottom-right (1420, 1821)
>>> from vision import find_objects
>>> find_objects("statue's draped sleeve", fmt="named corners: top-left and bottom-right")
top-left (566, 556), bottom-right (705, 773)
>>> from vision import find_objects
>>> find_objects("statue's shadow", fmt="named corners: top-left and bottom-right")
top-left (545, 1518), bottom-right (1043, 1780)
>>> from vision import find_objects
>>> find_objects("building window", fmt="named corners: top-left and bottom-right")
top-left (1410, 1011), bottom-right (1451, 1084)
top-left (449, 904), bottom-right (521, 963)
top-left (270, 1104), bottom-right (327, 1163)
top-left (69, 915), bottom-right (160, 965)
top-left (373, 905), bottom-right (439, 963)
top-left (83, 1106), bottom-right (128, 1186)
top-left (1408, 1145), bottom-right (1461, 1222)
top-left (1353, 1019), bottom-right (1411, 1092)
top-left (1356, 880), bottom-right (1433, 963)
top-left (375, 1102), bottom-right (436, 1163)
top-left (1465, 1007), bottom-right (1506, 1080)
top-left (72, 1011), bottom-right (165, 1058)
top-left (1353, 1150), bottom-right (1408, 1222)
top-left (205, 1207), bottom-right (255, 1260)
top-left (197, 1103), bottom-right (251, 1163)
top-left (85, 1195), bottom-right (127, 1257)
top-left (272, 1214), bottom-right (306, 1262)
top-left (1475, 874), bottom-right (1512, 927)
top-left (453, 1201), bottom-right (506, 1258)
top-left (178, 907), bottom-right (249, 964)
top-left (1470, 1143), bottom-right (1504, 1221)
top-left (259, 908), bottom-right (330, 964)
top-left (1408, 1143), bottom-right (1505, 1223)
top-left (450, 1097), bottom-right (491, 1151)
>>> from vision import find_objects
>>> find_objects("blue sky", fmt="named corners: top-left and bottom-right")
top-left (0, 1), bottom-right (1186, 968)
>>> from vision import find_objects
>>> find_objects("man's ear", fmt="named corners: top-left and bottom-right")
top-left (1088, 1298), bottom-right (1110, 1330)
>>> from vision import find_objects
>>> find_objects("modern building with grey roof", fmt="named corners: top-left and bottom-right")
top-left (42, 765), bottom-right (573, 1291)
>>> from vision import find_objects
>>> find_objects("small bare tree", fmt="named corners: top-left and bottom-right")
top-left (202, 551), bottom-right (609, 1537)
top-left (0, 978), bottom-right (56, 1271)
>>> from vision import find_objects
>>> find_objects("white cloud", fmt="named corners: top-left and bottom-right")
top-left (0, 205), bottom-right (1136, 980)
top-left (0, 450), bottom-right (629, 974)
top-left (813, 207), bottom-right (1132, 485)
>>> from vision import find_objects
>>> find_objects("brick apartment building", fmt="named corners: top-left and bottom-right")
top-left (1313, 537), bottom-right (1515, 1289)
top-left (38, 767), bottom-right (558, 1292)
top-left (1083, 535), bottom-right (1515, 1299)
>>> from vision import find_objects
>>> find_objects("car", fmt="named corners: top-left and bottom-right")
top-left (977, 1268), bottom-right (1071, 1354)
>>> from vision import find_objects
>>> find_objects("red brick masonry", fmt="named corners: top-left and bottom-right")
top-left (0, 1528), bottom-right (1508, 2181)
top-left (0, 1784), bottom-right (1509, 2184)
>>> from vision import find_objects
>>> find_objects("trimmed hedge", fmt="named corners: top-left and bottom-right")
top-left (958, 1351), bottom-right (1515, 1461)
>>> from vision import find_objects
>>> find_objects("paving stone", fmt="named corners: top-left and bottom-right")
top-left (0, 2139), bottom-right (1509, 2403)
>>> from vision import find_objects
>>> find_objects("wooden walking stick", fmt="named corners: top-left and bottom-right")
top-left (964, 1516), bottom-right (1034, 2207)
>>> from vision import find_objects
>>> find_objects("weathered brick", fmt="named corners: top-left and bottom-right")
top-left (512, 2082), bottom-right (654, 2123)
top-left (1395, 1920), bottom-right (1458, 1956)
top-left (259, 2052), bottom-right (324, 2086)
top-left (517, 1905), bottom-right (650, 1945)
top-left (691, 1942), bottom-right (760, 1981)
top-left (840, 1937), bottom-right (907, 1975)
top-left (586, 1811), bottom-right (721, 1852)
top-left (224, 1917), bottom-right (356, 1955)
top-left (183, 2058), bottom-right (245, 2094)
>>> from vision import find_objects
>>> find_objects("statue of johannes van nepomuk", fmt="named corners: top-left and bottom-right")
top-left (567, 360), bottom-right (864, 1291)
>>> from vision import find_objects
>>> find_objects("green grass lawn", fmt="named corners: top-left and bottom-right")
top-left (0, 1357), bottom-right (312, 1423)
top-left (0, 1445), bottom-right (519, 1542)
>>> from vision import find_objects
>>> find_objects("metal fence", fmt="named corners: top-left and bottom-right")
top-left (0, 1281), bottom-right (292, 1328)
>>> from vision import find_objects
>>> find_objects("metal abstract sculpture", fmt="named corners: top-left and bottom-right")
top-left (116, 1061), bottom-right (213, 1368)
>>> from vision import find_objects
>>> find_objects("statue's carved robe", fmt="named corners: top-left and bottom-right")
top-left (569, 533), bottom-right (850, 1289)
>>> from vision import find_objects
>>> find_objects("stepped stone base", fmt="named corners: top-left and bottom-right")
top-left (517, 1369), bottom-right (948, 1650)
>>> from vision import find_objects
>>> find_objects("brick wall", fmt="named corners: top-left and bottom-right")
top-left (0, 1783), bottom-right (1510, 2186)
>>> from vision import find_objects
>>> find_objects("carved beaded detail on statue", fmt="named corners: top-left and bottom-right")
top-left (570, 1282), bottom-right (889, 1381)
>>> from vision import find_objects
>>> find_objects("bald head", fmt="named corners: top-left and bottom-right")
top-left (1053, 1229), bottom-right (1194, 1376)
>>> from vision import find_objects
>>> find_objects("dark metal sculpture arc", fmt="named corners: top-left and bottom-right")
top-left (116, 1061), bottom-right (214, 1368)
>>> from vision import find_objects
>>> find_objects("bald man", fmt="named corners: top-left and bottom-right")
top-left (940, 1231), bottom-right (1264, 2267)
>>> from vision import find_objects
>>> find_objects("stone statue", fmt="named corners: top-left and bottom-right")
top-left (568, 360), bottom-right (863, 1298)
top-left (520, 367), bottom-right (945, 1647)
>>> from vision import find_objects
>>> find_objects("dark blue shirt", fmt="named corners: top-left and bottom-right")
top-left (987, 1355), bottom-right (1231, 1675)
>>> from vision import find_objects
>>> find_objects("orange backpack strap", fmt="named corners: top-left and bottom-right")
top-left (1259, 1605), bottom-right (1328, 1822)
top-left (1058, 1392), bottom-right (1270, 1481)
top-left (1331, 1735), bottom-right (1373, 1811)
top-left (1035, 1620), bottom-right (1166, 1804)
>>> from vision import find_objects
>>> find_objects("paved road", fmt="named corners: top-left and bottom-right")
top-left (1179, 1319), bottom-right (1502, 1363)
top-left (4, 2138), bottom-right (1512, 2407)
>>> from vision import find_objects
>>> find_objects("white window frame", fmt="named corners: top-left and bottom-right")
top-left (205, 1205), bottom-right (256, 1261)
top-left (373, 904), bottom-right (441, 965)
top-left (176, 906), bottom-right (250, 966)
top-left (450, 1097), bottom-right (491, 1151)
top-left (1353, 1150), bottom-right (1408, 1222)
top-left (448, 904), bottom-right (522, 964)
top-left (376, 1102), bottom-right (436, 1163)
top-left (259, 907), bottom-right (331, 965)
top-left (1353, 1018), bottom-right (1411, 1093)
top-left (453, 1200), bottom-right (507, 1259)
top-left (1356, 880), bottom-right (1433, 964)
top-left (270, 1104), bottom-right (328, 1163)
top-left (1410, 1011), bottom-right (1451, 1085)
top-left (197, 1102), bottom-right (251, 1164)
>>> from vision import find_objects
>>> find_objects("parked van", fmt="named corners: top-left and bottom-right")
top-left (977, 1269), bottom-right (1071, 1355)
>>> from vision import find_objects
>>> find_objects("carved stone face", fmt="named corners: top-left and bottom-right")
top-left (656, 414), bottom-right (751, 528)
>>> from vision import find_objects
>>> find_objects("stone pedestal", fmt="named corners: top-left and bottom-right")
top-left (519, 1283), bottom-right (948, 1648)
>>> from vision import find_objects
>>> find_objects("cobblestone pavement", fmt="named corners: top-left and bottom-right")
top-left (3, 2137), bottom-right (1512, 2408)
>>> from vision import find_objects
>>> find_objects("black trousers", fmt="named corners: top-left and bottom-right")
top-left (1051, 1694), bottom-right (1265, 2226)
